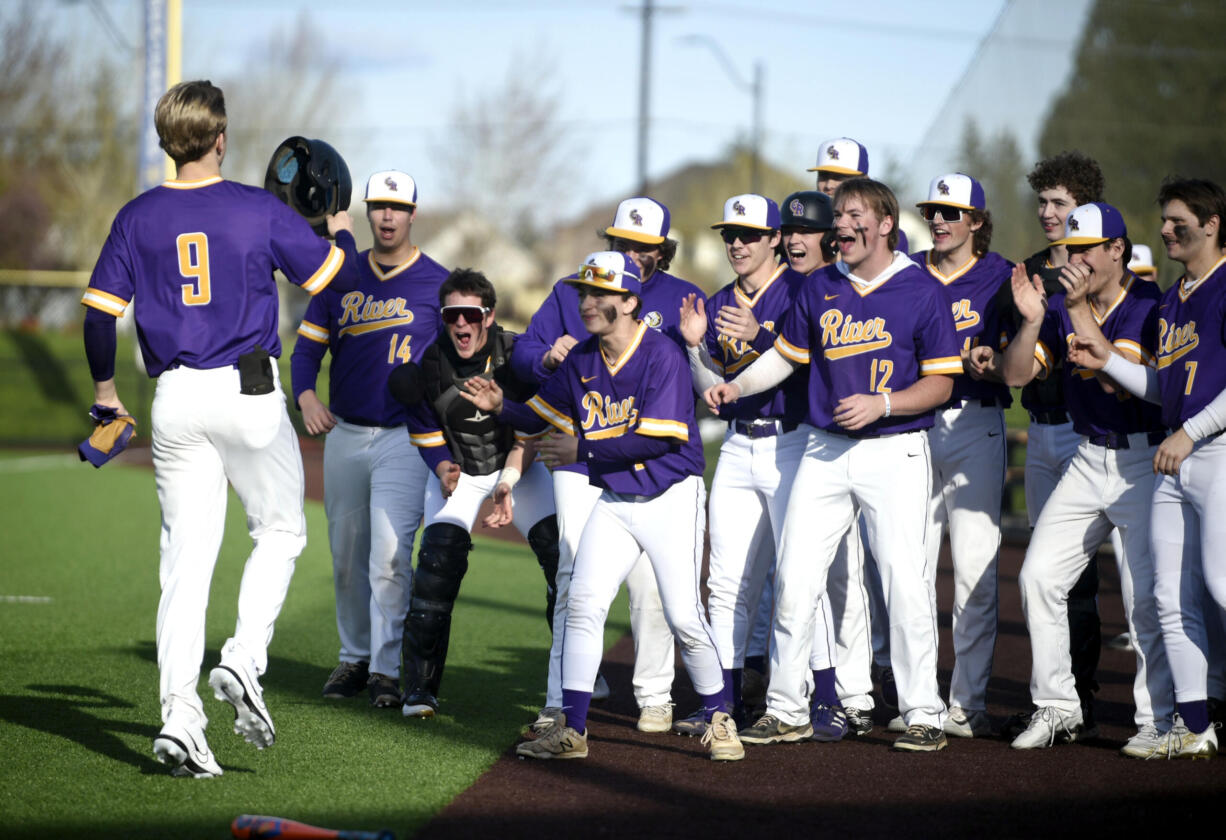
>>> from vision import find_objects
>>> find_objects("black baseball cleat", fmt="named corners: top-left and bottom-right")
top-left (402, 690), bottom-right (439, 718)
top-left (322, 660), bottom-right (369, 698)
top-left (368, 673), bottom-right (402, 708)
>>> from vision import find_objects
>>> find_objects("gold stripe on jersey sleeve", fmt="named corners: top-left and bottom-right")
top-left (81, 288), bottom-right (129, 316)
top-left (637, 417), bottom-right (689, 441)
top-left (920, 356), bottom-right (964, 376)
top-left (775, 334), bottom-right (810, 364)
top-left (1033, 340), bottom-right (1053, 378)
top-left (296, 320), bottom-right (329, 344)
top-left (514, 429), bottom-right (549, 442)
top-left (302, 245), bottom-right (344, 295)
top-left (409, 430), bottom-right (447, 448)
top-left (527, 396), bottom-right (576, 435)
top-left (1112, 338), bottom-right (1149, 365)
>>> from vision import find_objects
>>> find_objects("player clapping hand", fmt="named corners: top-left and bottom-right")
top-left (543, 334), bottom-right (579, 371)
top-left (1011, 261), bottom-right (1049, 324)
top-left (460, 375), bottom-right (504, 413)
top-left (1057, 260), bottom-right (1092, 308)
top-left (679, 293), bottom-right (707, 347)
top-left (714, 297), bottom-right (761, 342)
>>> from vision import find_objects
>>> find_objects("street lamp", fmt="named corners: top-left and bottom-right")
top-left (680, 34), bottom-right (764, 194)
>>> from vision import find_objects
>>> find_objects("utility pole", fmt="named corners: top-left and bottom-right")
top-left (626, 0), bottom-right (681, 195)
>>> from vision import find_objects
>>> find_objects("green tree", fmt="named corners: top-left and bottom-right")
top-left (957, 119), bottom-right (1034, 262)
top-left (1039, 0), bottom-right (1226, 277)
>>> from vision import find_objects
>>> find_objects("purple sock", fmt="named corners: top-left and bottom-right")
top-left (562, 688), bottom-right (592, 734)
top-left (700, 682), bottom-right (734, 721)
top-left (811, 667), bottom-right (838, 707)
top-left (1178, 700), bottom-right (1210, 734)
top-left (728, 668), bottom-right (743, 708)
top-left (745, 654), bottom-right (766, 674)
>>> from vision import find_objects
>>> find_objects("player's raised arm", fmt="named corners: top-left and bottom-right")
top-left (999, 262), bottom-right (1048, 387)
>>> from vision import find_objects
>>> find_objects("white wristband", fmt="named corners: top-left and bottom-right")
top-left (881, 392), bottom-right (892, 418)
top-left (497, 466), bottom-right (521, 490)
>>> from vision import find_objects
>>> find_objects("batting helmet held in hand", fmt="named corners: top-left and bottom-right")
top-left (781, 191), bottom-right (835, 231)
top-left (264, 137), bottom-right (352, 236)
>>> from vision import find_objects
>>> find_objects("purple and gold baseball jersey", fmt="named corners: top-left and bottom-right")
top-left (703, 264), bottom-right (807, 424)
top-left (511, 269), bottom-right (705, 384)
top-left (912, 250), bottom-right (1014, 408)
top-left (82, 177), bottom-right (344, 375)
top-left (1030, 273), bottom-right (1163, 438)
top-left (291, 246), bottom-right (448, 426)
top-left (1154, 256), bottom-right (1226, 428)
top-left (775, 262), bottom-right (963, 435)
top-left (508, 322), bottom-right (704, 495)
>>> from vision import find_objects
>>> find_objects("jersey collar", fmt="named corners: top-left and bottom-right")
top-left (733, 263), bottom-right (786, 308)
top-left (924, 252), bottom-right (978, 284)
top-left (600, 320), bottom-right (649, 376)
top-left (1178, 254), bottom-right (1226, 301)
top-left (369, 247), bottom-right (421, 281)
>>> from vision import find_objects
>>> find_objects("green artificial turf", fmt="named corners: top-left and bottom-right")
top-left (0, 453), bottom-right (627, 839)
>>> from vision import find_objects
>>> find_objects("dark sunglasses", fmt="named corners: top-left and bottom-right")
top-left (920, 205), bottom-right (964, 223)
top-left (720, 227), bottom-right (766, 244)
top-left (441, 305), bottom-right (490, 325)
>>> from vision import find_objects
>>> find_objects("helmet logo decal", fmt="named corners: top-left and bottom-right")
top-left (789, 199), bottom-right (804, 215)
top-left (937, 180), bottom-right (950, 196)
top-left (733, 200), bottom-right (746, 216)
top-left (630, 209), bottom-right (643, 226)
top-left (385, 176), bottom-right (398, 191)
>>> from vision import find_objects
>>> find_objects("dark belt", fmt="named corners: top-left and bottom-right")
top-left (1088, 431), bottom-right (1166, 450)
top-left (340, 415), bottom-right (402, 430)
top-left (1028, 409), bottom-right (1069, 425)
top-left (733, 418), bottom-right (799, 438)
top-left (951, 397), bottom-right (1005, 410)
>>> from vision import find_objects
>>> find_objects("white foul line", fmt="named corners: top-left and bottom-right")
top-left (1, 595), bottom-right (54, 604)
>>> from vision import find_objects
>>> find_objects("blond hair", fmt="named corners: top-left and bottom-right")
top-left (155, 81), bottom-right (227, 166)
top-left (833, 178), bottom-right (899, 251)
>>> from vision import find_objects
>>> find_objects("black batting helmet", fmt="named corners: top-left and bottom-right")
top-left (780, 190), bottom-right (835, 231)
top-left (264, 136), bottom-right (352, 236)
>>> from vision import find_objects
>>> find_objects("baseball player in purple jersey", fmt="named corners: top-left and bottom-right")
top-left (80, 81), bottom-right (353, 777)
top-left (708, 178), bottom-right (961, 752)
top-left (678, 194), bottom-right (841, 740)
top-left (290, 170), bottom-right (448, 708)
top-left (983, 202), bottom-right (1173, 754)
top-left (466, 252), bottom-right (743, 761)
top-left (511, 198), bottom-right (706, 734)
top-left (809, 137), bottom-right (869, 196)
top-left (904, 173), bottom-right (1013, 739)
top-left (1069, 179), bottom-right (1226, 758)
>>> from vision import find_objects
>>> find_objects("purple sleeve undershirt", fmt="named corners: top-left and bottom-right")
top-left (578, 432), bottom-right (672, 466)
top-left (83, 307), bottom-right (117, 382)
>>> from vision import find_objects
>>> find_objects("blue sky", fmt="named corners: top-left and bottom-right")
top-left (33, 0), bottom-right (1089, 216)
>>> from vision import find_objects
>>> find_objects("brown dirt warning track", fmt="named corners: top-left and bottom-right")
top-left (301, 440), bottom-right (1226, 839)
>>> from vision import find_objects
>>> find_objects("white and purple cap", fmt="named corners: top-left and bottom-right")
top-left (807, 137), bottom-right (869, 176)
top-left (567, 251), bottom-right (643, 297)
top-left (1053, 202), bottom-right (1128, 247)
top-left (364, 170), bottom-right (418, 207)
top-left (917, 173), bottom-right (986, 211)
top-left (1128, 243), bottom-right (1156, 275)
top-left (710, 194), bottom-right (781, 232)
top-left (606, 197), bottom-right (670, 245)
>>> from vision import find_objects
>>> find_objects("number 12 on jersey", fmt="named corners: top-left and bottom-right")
top-left (870, 358), bottom-right (894, 393)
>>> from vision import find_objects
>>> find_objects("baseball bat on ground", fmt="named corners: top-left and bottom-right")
top-left (231, 814), bottom-right (395, 840)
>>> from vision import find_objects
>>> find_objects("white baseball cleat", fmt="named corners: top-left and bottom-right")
top-left (153, 721), bottom-right (222, 778)
top-left (943, 706), bottom-right (992, 738)
top-left (209, 661), bottom-right (276, 749)
top-left (1010, 706), bottom-right (1083, 750)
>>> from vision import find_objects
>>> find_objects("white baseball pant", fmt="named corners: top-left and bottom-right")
top-left (926, 402), bottom-right (1006, 712)
top-left (766, 427), bottom-right (945, 729)
top-left (545, 470), bottom-right (675, 709)
top-left (561, 476), bottom-right (724, 696)
top-left (324, 420), bottom-right (426, 679)
top-left (1151, 433), bottom-right (1226, 704)
top-left (1019, 438), bottom-right (1172, 727)
top-left (153, 365), bottom-right (305, 728)
top-left (424, 460), bottom-right (555, 536)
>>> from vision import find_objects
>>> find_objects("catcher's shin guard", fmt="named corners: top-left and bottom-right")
top-left (527, 515), bottom-right (560, 632)
top-left (402, 523), bottom-right (472, 698)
